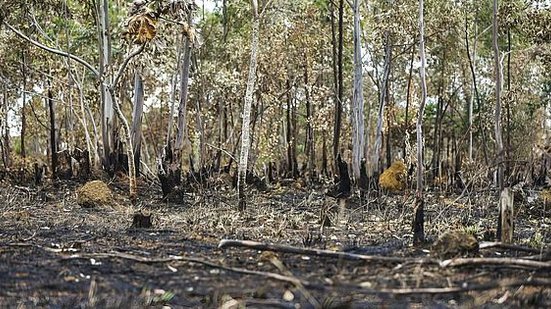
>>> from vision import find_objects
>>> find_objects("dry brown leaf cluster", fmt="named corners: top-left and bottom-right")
top-left (126, 12), bottom-right (157, 45)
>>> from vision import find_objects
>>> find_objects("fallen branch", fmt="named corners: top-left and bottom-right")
top-left (479, 241), bottom-right (549, 254)
top-left (375, 277), bottom-right (551, 295)
top-left (218, 239), bottom-right (436, 265)
top-left (62, 251), bottom-right (325, 290)
top-left (219, 239), bottom-right (551, 270)
top-left (440, 257), bottom-right (551, 269)
top-left (60, 250), bottom-right (551, 296)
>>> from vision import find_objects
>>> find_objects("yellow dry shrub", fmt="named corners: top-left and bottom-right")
top-left (76, 180), bottom-right (113, 208)
top-left (379, 161), bottom-right (406, 191)
top-left (541, 188), bottom-right (551, 201)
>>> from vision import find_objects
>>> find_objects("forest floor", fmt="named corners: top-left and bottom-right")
top-left (0, 178), bottom-right (550, 308)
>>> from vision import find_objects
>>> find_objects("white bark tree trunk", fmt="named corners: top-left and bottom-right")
top-left (493, 0), bottom-right (504, 190)
top-left (413, 0), bottom-right (428, 244)
top-left (373, 31), bottom-right (391, 177)
top-left (97, 0), bottom-right (114, 167)
top-left (238, 1), bottom-right (260, 211)
top-left (468, 3), bottom-right (477, 161)
top-left (131, 72), bottom-right (145, 176)
top-left (493, 0), bottom-right (506, 240)
top-left (175, 31), bottom-right (192, 152)
top-left (351, 0), bottom-right (365, 183)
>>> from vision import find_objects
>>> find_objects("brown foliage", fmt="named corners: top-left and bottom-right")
top-left (379, 161), bottom-right (406, 191)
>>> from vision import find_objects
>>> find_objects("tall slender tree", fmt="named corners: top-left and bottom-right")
top-left (493, 0), bottom-right (505, 239)
top-left (332, 0), bottom-right (344, 166)
top-left (413, 0), bottom-right (427, 244)
top-left (238, 0), bottom-right (261, 211)
top-left (373, 31), bottom-right (391, 178)
top-left (96, 0), bottom-right (115, 171)
top-left (351, 0), bottom-right (365, 183)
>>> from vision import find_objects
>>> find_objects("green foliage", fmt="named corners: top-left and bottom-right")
top-left (0, 0), bottom-right (549, 183)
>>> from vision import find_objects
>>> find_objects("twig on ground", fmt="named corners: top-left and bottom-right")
top-left (440, 257), bottom-right (551, 269)
top-left (244, 299), bottom-right (296, 309)
top-left (479, 241), bottom-right (549, 254)
top-left (62, 251), bottom-right (326, 290)
top-left (14, 185), bottom-right (32, 193)
top-left (219, 239), bottom-right (551, 270)
top-left (374, 278), bottom-right (551, 295)
top-left (218, 239), bottom-right (435, 264)
top-left (57, 250), bottom-right (551, 296)
top-left (268, 254), bottom-right (321, 308)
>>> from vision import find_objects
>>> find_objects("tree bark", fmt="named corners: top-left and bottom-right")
top-left (304, 62), bottom-right (315, 184)
top-left (48, 88), bottom-right (58, 178)
top-left (373, 31), bottom-right (392, 178)
top-left (464, 6), bottom-right (489, 165)
top-left (466, 5), bottom-right (477, 161)
top-left (333, 0), bottom-right (344, 165)
top-left (431, 50), bottom-right (446, 183)
top-left (237, 3), bottom-right (260, 211)
top-left (286, 77), bottom-right (297, 177)
top-left (97, 0), bottom-right (115, 172)
top-left (493, 0), bottom-right (506, 240)
top-left (20, 51), bottom-right (26, 159)
top-left (505, 28), bottom-right (512, 178)
top-left (131, 72), bottom-right (144, 177)
top-left (413, 0), bottom-right (427, 245)
top-left (159, 16), bottom-right (192, 198)
top-left (166, 33), bottom-right (183, 146)
top-left (1, 90), bottom-right (10, 169)
top-left (351, 0), bottom-right (365, 184)
top-left (403, 47), bottom-right (415, 159)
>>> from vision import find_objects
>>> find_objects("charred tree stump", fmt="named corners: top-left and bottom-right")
top-left (131, 212), bottom-right (152, 229)
top-left (413, 195), bottom-right (425, 244)
top-left (498, 187), bottom-right (514, 243)
top-left (33, 163), bottom-right (45, 186)
top-left (158, 143), bottom-right (182, 199)
top-left (327, 155), bottom-right (351, 197)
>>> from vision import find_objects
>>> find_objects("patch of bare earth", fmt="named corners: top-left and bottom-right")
top-left (0, 181), bottom-right (549, 308)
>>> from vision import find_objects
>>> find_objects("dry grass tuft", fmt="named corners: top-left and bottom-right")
top-left (76, 180), bottom-right (113, 208)
top-left (379, 161), bottom-right (406, 192)
top-left (432, 229), bottom-right (479, 258)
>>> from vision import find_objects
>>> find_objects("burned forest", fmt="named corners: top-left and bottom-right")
top-left (0, 0), bottom-right (550, 308)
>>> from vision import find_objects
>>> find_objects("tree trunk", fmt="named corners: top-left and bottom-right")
top-left (373, 31), bottom-right (392, 178)
top-left (97, 0), bottom-right (115, 172)
top-left (403, 48), bottom-right (415, 159)
top-left (333, 0), bottom-right (344, 165)
top-left (386, 115), bottom-right (392, 169)
top-left (166, 33), bottom-right (183, 146)
top-left (20, 51), bottom-right (26, 158)
top-left (432, 50), bottom-right (446, 183)
top-left (464, 5), bottom-right (489, 165)
top-left (285, 77), bottom-right (297, 177)
top-left (1, 90), bottom-right (10, 169)
top-left (131, 72), bottom-right (144, 177)
top-left (413, 0), bottom-right (427, 245)
top-left (304, 62), bottom-right (315, 184)
top-left (493, 0), bottom-right (506, 240)
top-left (505, 28), bottom-right (512, 178)
top-left (466, 5), bottom-right (478, 161)
top-left (159, 17), bottom-right (192, 198)
top-left (351, 0), bottom-right (365, 184)
top-left (237, 1), bottom-right (260, 211)
top-left (48, 88), bottom-right (58, 179)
